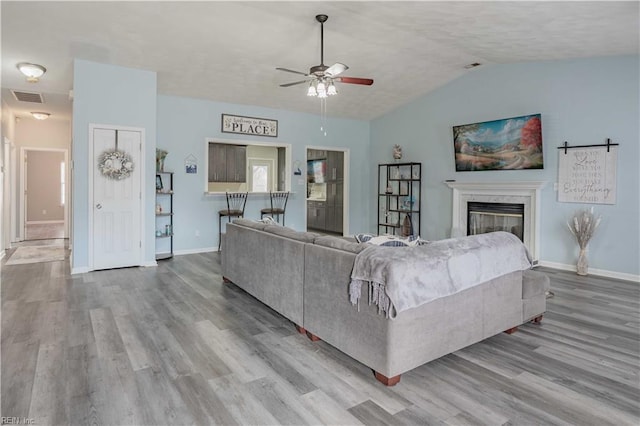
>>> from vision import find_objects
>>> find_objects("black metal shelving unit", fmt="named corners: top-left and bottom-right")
top-left (155, 171), bottom-right (174, 260)
top-left (377, 162), bottom-right (421, 236)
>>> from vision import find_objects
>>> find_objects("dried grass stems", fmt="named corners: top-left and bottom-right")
top-left (567, 207), bottom-right (602, 249)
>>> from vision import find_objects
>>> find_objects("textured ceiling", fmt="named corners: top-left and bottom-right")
top-left (2, 1), bottom-right (638, 121)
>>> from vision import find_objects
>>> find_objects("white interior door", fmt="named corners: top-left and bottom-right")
top-left (91, 128), bottom-right (142, 270)
top-left (248, 158), bottom-right (275, 192)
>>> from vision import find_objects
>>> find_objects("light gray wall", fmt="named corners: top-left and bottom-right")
top-left (26, 150), bottom-right (64, 221)
top-left (371, 55), bottom-right (639, 276)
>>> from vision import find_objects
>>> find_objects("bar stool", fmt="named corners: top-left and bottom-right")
top-left (260, 191), bottom-right (289, 225)
top-left (218, 192), bottom-right (248, 250)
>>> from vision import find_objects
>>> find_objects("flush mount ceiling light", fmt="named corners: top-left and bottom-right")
top-left (31, 112), bottom-right (50, 120)
top-left (17, 62), bottom-right (47, 82)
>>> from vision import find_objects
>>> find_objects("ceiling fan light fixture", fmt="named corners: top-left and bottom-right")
top-left (31, 112), bottom-right (50, 120)
top-left (17, 62), bottom-right (46, 82)
top-left (327, 80), bottom-right (337, 96)
top-left (307, 83), bottom-right (317, 96)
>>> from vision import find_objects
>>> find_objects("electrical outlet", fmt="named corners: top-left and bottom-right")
top-left (42, 209), bottom-right (47, 215)
top-left (195, 230), bottom-right (200, 237)
top-left (553, 182), bottom-right (558, 191)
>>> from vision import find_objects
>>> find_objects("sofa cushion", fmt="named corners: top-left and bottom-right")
top-left (233, 218), bottom-right (267, 231)
top-left (314, 235), bottom-right (367, 254)
top-left (262, 225), bottom-right (320, 243)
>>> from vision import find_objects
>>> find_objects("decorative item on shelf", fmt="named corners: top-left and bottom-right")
top-left (403, 196), bottom-right (415, 211)
top-left (567, 207), bottom-right (602, 276)
top-left (156, 204), bottom-right (162, 214)
top-left (393, 144), bottom-right (403, 161)
top-left (98, 149), bottom-right (134, 180)
top-left (155, 175), bottom-right (163, 191)
top-left (156, 148), bottom-right (168, 172)
top-left (385, 185), bottom-right (393, 194)
top-left (156, 229), bottom-right (163, 237)
top-left (401, 214), bottom-right (413, 237)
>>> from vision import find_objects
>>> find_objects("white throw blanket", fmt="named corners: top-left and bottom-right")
top-left (349, 231), bottom-right (532, 318)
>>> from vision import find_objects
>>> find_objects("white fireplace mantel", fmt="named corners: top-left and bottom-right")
top-left (445, 181), bottom-right (547, 263)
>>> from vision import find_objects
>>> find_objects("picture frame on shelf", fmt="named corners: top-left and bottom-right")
top-left (156, 175), bottom-right (163, 191)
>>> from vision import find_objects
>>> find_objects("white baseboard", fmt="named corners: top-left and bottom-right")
top-left (538, 260), bottom-right (640, 283)
top-left (0, 250), bottom-right (5, 260)
top-left (141, 260), bottom-right (158, 267)
top-left (26, 220), bottom-right (64, 224)
top-left (174, 247), bottom-right (218, 256)
top-left (71, 266), bottom-right (90, 275)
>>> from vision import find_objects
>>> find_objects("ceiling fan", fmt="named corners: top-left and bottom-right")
top-left (276, 14), bottom-right (374, 98)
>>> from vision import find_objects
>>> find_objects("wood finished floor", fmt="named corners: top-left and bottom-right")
top-left (25, 222), bottom-right (65, 241)
top-left (1, 250), bottom-right (639, 425)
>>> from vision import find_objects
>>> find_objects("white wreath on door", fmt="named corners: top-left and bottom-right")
top-left (98, 150), bottom-right (134, 180)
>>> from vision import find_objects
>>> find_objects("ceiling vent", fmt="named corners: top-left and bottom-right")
top-left (11, 90), bottom-right (44, 103)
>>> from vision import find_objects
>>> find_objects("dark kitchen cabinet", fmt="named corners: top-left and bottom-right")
top-left (208, 143), bottom-right (246, 183)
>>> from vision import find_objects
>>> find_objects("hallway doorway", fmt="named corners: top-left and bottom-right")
top-left (20, 148), bottom-right (69, 242)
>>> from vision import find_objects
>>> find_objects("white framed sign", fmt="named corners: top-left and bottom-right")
top-left (221, 114), bottom-right (278, 138)
top-left (558, 146), bottom-right (617, 204)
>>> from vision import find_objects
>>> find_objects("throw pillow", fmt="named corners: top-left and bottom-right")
top-left (362, 234), bottom-right (420, 247)
top-left (260, 216), bottom-right (281, 226)
top-left (354, 233), bottom-right (375, 243)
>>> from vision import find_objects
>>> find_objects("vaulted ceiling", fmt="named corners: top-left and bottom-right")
top-left (2, 1), bottom-right (638, 121)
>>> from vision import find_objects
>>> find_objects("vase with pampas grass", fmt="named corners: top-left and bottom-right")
top-left (567, 207), bottom-right (602, 276)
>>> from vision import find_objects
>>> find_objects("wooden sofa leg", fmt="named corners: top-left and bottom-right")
top-left (295, 325), bottom-right (306, 335)
top-left (222, 276), bottom-right (232, 284)
top-left (504, 326), bottom-right (519, 334)
top-left (306, 331), bottom-right (321, 342)
top-left (374, 371), bottom-right (401, 386)
top-left (531, 315), bottom-right (543, 324)
top-left (307, 331), bottom-right (320, 342)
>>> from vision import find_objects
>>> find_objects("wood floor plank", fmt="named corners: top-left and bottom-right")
top-left (134, 367), bottom-right (196, 425)
top-left (244, 376), bottom-right (323, 425)
top-left (89, 307), bottom-right (125, 359)
top-left (194, 319), bottom-right (270, 383)
top-left (1, 339), bottom-right (39, 418)
top-left (208, 374), bottom-right (281, 425)
top-left (348, 399), bottom-right (399, 426)
top-left (300, 389), bottom-right (365, 425)
top-left (174, 373), bottom-right (238, 425)
top-left (28, 343), bottom-right (68, 425)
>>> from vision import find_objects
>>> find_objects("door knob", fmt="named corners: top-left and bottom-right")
top-left (96, 203), bottom-right (102, 210)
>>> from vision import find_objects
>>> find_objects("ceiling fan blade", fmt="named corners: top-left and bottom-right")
top-left (276, 67), bottom-right (309, 76)
top-left (280, 80), bottom-right (309, 87)
top-left (325, 62), bottom-right (348, 77)
top-left (335, 76), bottom-right (374, 86)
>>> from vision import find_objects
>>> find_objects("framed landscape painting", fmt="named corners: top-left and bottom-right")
top-left (452, 114), bottom-right (543, 171)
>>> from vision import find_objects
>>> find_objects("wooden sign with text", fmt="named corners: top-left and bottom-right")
top-left (221, 114), bottom-right (278, 137)
top-left (558, 146), bottom-right (617, 204)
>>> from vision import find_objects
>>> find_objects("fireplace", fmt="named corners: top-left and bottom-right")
top-left (445, 181), bottom-right (546, 263)
top-left (467, 202), bottom-right (525, 241)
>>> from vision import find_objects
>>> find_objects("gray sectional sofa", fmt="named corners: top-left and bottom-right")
top-left (221, 219), bottom-right (549, 386)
